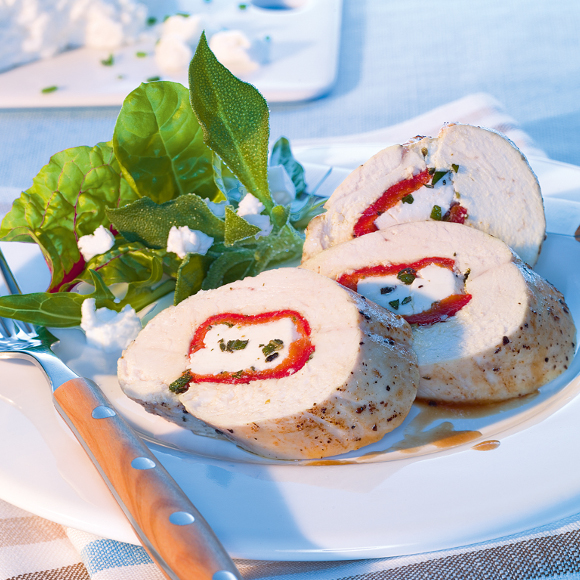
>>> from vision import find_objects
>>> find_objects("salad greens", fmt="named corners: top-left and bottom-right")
top-left (0, 33), bottom-right (323, 327)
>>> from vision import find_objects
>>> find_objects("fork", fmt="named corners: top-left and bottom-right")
top-left (0, 249), bottom-right (241, 580)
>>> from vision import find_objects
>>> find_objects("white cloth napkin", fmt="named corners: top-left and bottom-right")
top-left (1, 94), bottom-right (577, 580)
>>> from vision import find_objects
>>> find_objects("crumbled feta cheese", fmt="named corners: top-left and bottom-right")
top-left (166, 226), bottom-right (214, 259)
top-left (81, 298), bottom-right (142, 352)
top-left (237, 193), bottom-right (273, 238)
top-left (209, 30), bottom-right (259, 77)
top-left (154, 14), bottom-right (202, 73)
top-left (77, 225), bottom-right (115, 261)
top-left (205, 200), bottom-right (228, 218)
top-left (0, 0), bottom-right (148, 72)
top-left (268, 165), bottom-right (296, 205)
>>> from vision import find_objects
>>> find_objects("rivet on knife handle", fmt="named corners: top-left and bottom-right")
top-left (53, 377), bottom-right (241, 580)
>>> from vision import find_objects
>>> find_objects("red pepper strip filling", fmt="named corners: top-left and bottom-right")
top-left (353, 169), bottom-right (431, 237)
top-left (337, 257), bottom-right (471, 326)
top-left (188, 310), bottom-right (315, 385)
top-left (404, 294), bottom-right (472, 326)
top-left (337, 257), bottom-right (456, 291)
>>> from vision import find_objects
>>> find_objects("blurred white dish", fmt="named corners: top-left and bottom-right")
top-left (0, 154), bottom-right (578, 560)
top-left (0, 0), bottom-right (342, 107)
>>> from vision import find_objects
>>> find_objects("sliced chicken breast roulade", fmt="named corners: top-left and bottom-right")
top-left (118, 268), bottom-right (420, 459)
top-left (301, 222), bottom-right (576, 404)
top-left (303, 123), bottom-right (546, 266)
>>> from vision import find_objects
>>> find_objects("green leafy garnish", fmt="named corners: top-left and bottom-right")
top-left (136, 51), bottom-right (148, 58)
top-left (0, 142), bottom-right (138, 292)
top-left (101, 54), bottom-right (114, 66)
top-left (189, 32), bottom-right (272, 211)
top-left (113, 82), bottom-right (217, 203)
top-left (402, 194), bottom-right (414, 204)
top-left (41, 86), bottom-right (58, 94)
top-left (106, 195), bottom-right (224, 248)
top-left (0, 36), bottom-right (314, 328)
top-left (452, 164), bottom-right (459, 173)
top-left (388, 299), bottom-right (400, 310)
top-left (270, 137), bottom-right (306, 196)
top-left (402, 296), bottom-right (412, 305)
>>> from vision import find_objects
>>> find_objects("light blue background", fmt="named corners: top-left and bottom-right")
top-left (1, 0), bottom-right (579, 190)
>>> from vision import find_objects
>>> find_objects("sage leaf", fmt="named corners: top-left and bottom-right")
top-left (107, 194), bottom-right (225, 249)
top-left (189, 32), bottom-right (272, 211)
top-left (224, 206), bottom-right (261, 246)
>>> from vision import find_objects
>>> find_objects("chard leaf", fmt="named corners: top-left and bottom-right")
top-left (106, 194), bottom-right (225, 249)
top-left (270, 137), bottom-right (306, 196)
top-left (113, 81), bottom-right (216, 203)
top-left (0, 269), bottom-right (119, 327)
top-left (189, 32), bottom-right (272, 212)
top-left (0, 142), bottom-right (137, 292)
top-left (224, 206), bottom-right (261, 246)
top-left (80, 242), bottom-right (163, 285)
top-left (174, 253), bottom-right (206, 305)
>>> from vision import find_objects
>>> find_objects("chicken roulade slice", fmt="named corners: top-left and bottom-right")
top-left (301, 222), bottom-right (576, 404)
top-left (303, 123), bottom-right (546, 266)
top-left (118, 267), bottom-right (419, 459)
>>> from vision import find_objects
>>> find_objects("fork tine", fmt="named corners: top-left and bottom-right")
top-left (0, 247), bottom-right (34, 334)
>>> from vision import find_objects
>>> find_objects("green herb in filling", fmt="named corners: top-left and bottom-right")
top-left (136, 51), bottom-right (148, 58)
top-left (146, 16), bottom-right (157, 25)
top-left (232, 370), bottom-right (244, 379)
top-left (430, 205), bottom-right (442, 220)
top-left (402, 296), bottom-right (412, 305)
top-left (41, 86), bottom-right (58, 94)
top-left (397, 268), bottom-right (416, 285)
top-left (169, 370), bottom-right (192, 394)
top-left (220, 338), bottom-right (249, 352)
top-left (380, 286), bottom-right (395, 295)
top-left (431, 170), bottom-right (449, 186)
top-left (389, 299), bottom-right (400, 310)
top-left (101, 54), bottom-right (114, 66)
top-left (402, 194), bottom-right (414, 204)
top-left (452, 164), bottom-right (459, 173)
top-left (146, 76), bottom-right (161, 82)
top-left (262, 338), bottom-right (284, 357)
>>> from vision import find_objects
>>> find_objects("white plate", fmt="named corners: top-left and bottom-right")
top-left (0, 0), bottom-right (341, 107)
top-left (0, 153), bottom-right (579, 561)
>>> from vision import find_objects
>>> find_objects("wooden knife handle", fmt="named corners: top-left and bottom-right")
top-left (53, 377), bottom-right (241, 580)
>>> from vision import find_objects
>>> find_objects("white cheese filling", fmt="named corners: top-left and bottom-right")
top-left (189, 318), bottom-right (300, 375)
top-left (374, 171), bottom-right (456, 230)
top-left (357, 264), bottom-right (464, 316)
